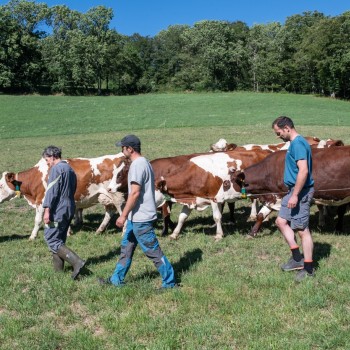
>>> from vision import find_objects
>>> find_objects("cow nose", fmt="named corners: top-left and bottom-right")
top-left (108, 188), bottom-right (112, 192)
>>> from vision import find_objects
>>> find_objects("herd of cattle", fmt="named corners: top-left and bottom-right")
top-left (0, 136), bottom-right (349, 241)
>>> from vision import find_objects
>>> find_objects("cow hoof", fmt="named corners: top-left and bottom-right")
top-left (169, 235), bottom-right (178, 240)
top-left (247, 217), bottom-right (256, 222)
top-left (245, 233), bottom-right (256, 239)
top-left (28, 236), bottom-right (36, 241)
top-left (214, 236), bottom-right (223, 242)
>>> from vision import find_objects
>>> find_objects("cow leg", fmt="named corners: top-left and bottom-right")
top-left (210, 202), bottom-right (226, 228)
top-left (212, 202), bottom-right (224, 241)
top-left (73, 208), bottom-right (83, 226)
top-left (160, 202), bottom-right (175, 237)
top-left (335, 204), bottom-right (347, 232)
top-left (227, 202), bottom-right (236, 225)
top-left (247, 199), bottom-right (259, 222)
top-left (96, 205), bottom-right (116, 233)
top-left (317, 204), bottom-right (327, 228)
top-left (29, 205), bottom-right (44, 240)
top-left (248, 206), bottom-right (272, 238)
top-left (169, 206), bottom-right (192, 240)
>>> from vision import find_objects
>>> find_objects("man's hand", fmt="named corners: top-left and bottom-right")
top-left (116, 215), bottom-right (127, 228)
top-left (287, 193), bottom-right (298, 208)
top-left (44, 208), bottom-right (50, 224)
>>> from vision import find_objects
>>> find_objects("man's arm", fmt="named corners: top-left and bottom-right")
top-left (116, 182), bottom-right (141, 228)
top-left (287, 159), bottom-right (308, 208)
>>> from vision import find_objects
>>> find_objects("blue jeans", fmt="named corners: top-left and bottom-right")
top-left (110, 220), bottom-right (176, 288)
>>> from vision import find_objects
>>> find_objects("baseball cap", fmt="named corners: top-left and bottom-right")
top-left (116, 134), bottom-right (141, 149)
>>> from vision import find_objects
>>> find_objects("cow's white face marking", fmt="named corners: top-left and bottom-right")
top-left (108, 162), bottom-right (125, 193)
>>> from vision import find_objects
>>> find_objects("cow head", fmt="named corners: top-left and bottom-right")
top-left (229, 169), bottom-right (246, 192)
top-left (155, 176), bottom-right (167, 193)
top-left (108, 159), bottom-right (130, 193)
top-left (326, 139), bottom-right (344, 147)
top-left (0, 172), bottom-right (22, 203)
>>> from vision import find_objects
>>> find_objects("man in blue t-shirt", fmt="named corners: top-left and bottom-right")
top-left (272, 116), bottom-right (315, 282)
top-left (98, 135), bottom-right (177, 290)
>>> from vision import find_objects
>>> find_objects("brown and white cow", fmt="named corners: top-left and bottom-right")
top-left (0, 153), bottom-right (126, 240)
top-left (108, 149), bottom-right (272, 240)
top-left (231, 146), bottom-right (350, 234)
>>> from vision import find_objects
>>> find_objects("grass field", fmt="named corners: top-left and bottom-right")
top-left (0, 92), bottom-right (350, 349)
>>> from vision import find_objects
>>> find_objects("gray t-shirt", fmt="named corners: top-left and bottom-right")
top-left (128, 156), bottom-right (157, 222)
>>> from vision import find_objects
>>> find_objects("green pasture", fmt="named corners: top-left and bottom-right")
top-left (0, 92), bottom-right (350, 349)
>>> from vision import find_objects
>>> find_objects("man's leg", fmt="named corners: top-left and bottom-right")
top-left (110, 220), bottom-right (137, 286)
top-left (134, 221), bottom-right (176, 288)
top-left (276, 216), bottom-right (304, 271)
top-left (276, 216), bottom-right (297, 247)
top-left (298, 228), bottom-right (313, 262)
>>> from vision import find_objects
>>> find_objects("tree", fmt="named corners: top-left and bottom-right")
top-left (0, 0), bottom-right (48, 90)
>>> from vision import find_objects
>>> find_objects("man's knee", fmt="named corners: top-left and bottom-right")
top-left (275, 216), bottom-right (287, 229)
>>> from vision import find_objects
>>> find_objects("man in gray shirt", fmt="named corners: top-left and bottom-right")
top-left (98, 135), bottom-right (177, 290)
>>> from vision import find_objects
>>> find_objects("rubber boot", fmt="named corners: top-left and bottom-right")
top-left (52, 253), bottom-right (64, 272)
top-left (57, 245), bottom-right (86, 280)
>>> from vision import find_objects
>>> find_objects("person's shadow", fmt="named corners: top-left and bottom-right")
top-left (0, 234), bottom-right (30, 243)
top-left (133, 248), bottom-right (203, 283)
top-left (313, 241), bottom-right (332, 270)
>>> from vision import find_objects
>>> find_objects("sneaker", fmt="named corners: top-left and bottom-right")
top-left (295, 269), bottom-right (315, 283)
top-left (281, 257), bottom-right (304, 271)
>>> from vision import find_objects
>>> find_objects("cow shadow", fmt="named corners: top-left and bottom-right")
top-left (310, 209), bottom-right (350, 235)
top-left (133, 248), bottom-right (203, 283)
top-left (72, 212), bottom-right (118, 233)
top-left (0, 234), bottom-right (30, 243)
top-left (165, 205), bottom-right (279, 238)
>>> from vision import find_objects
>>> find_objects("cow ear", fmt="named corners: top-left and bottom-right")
top-left (227, 143), bottom-right (238, 151)
top-left (156, 177), bottom-right (167, 192)
top-left (334, 140), bottom-right (344, 147)
top-left (5, 172), bottom-right (15, 182)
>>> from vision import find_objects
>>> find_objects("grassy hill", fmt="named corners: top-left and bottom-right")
top-left (0, 92), bottom-right (350, 349)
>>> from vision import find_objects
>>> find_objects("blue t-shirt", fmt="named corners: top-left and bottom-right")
top-left (284, 135), bottom-right (314, 188)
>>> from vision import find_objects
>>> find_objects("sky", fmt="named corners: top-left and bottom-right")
top-left (1, 0), bottom-right (349, 37)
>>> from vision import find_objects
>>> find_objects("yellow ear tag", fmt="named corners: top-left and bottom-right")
top-left (241, 187), bottom-right (247, 199)
top-left (15, 185), bottom-right (21, 198)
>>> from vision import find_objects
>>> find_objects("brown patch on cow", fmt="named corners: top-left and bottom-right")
top-left (68, 156), bottom-right (126, 200)
top-left (69, 159), bottom-right (93, 199)
top-left (268, 145), bottom-right (280, 151)
top-left (13, 166), bottom-right (46, 205)
top-left (305, 136), bottom-right (321, 145)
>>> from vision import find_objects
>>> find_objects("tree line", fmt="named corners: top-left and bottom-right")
top-left (1, 0), bottom-right (350, 98)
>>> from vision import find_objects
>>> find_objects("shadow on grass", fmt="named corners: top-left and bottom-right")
top-left (0, 234), bottom-right (30, 243)
top-left (313, 241), bottom-right (332, 270)
top-left (166, 204), bottom-right (278, 238)
top-left (133, 248), bottom-right (203, 284)
top-left (86, 247), bottom-right (120, 266)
